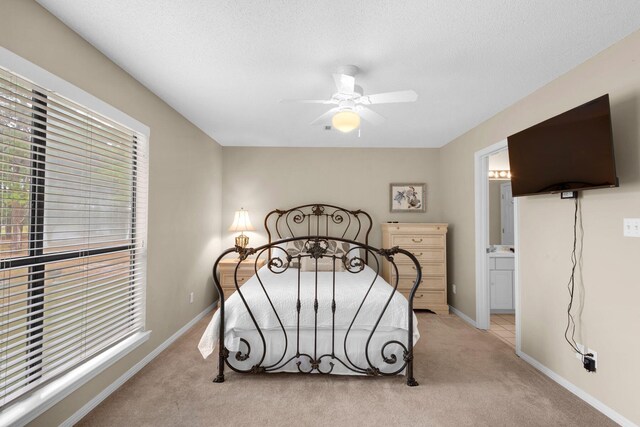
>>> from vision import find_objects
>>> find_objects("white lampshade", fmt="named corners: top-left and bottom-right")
top-left (332, 110), bottom-right (360, 133)
top-left (229, 208), bottom-right (255, 232)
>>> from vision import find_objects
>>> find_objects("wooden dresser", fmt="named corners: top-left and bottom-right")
top-left (217, 258), bottom-right (266, 301)
top-left (381, 223), bottom-right (448, 315)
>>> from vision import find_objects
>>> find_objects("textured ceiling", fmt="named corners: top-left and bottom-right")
top-left (36, 1), bottom-right (640, 148)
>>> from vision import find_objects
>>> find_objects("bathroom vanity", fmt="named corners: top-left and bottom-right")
top-left (488, 251), bottom-right (514, 312)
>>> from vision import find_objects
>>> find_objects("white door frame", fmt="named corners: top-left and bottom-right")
top-left (474, 140), bottom-right (521, 352)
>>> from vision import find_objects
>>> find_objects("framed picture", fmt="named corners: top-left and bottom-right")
top-left (390, 183), bottom-right (426, 213)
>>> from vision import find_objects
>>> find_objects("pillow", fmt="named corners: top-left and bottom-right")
top-left (271, 240), bottom-right (304, 268)
top-left (327, 240), bottom-right (363, 262)
top-left (347, 243), bottom-right (363, 261)
top-left (285, 240), bottom-right (304, 268)
top-left (273, 239), bottom-right (363, 270)
top-left (327, 240), bottom-right (349, 256)
top-left (300, 255), bottom-right (345, 272)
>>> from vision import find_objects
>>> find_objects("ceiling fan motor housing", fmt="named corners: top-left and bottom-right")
top-left (336, 64), bottom-right (360, 77)
top-left (338, 99), bottom-right (356, 111)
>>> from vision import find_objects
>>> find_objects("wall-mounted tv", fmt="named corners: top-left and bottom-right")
top-left (507, 94), bottom-right (618, 197)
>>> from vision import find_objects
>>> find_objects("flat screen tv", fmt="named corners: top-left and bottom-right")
top-left (507, 94), bottom-right (618, 197)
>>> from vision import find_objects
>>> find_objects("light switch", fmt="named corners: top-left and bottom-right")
top-left (623, 218), bottom-right (640, 237)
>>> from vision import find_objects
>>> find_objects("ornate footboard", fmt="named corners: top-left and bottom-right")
top-left (211, 236), bottom-right (422, 386)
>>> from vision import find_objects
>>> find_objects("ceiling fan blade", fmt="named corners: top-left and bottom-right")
top-left (356, 106), bottom-right (385, 125)
top-left (280, 99), bottom-right (334, 104)
top-left (359, 90), bottom-right (418, 105)
top-left (310, 107), bottom-right (340, 125)
top-left (332, 73), bottom-right (355, 94)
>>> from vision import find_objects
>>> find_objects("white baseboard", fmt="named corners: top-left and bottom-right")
top-left (61, 302), bottom-right (217, 427)
top-left (517, 350), bottom-right (637, 427)
top-left (449, 305), bottom-right (477, 327)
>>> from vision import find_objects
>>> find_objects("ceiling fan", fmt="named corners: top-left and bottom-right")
top-left (280, 65), bottom-right (418, 133)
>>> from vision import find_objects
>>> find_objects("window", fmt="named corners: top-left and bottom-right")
top-left (0, 66), bottom-right (148, 407)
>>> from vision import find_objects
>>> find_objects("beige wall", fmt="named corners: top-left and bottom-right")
top-left (441, 30), bottom-right (640, 423)
top-left (222, 147), bottom-right (443, 250)
top-left (489, 180), bottom-right (502, 245)
top-left (1, 1), bottom-right (223, 425)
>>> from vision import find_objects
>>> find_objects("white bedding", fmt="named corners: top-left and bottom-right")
top-left (198, 264), bottom-right (419, 375)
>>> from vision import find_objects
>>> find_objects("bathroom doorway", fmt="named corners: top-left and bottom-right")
top-left (487, 150), bottom-right (515, 348)
top-left (474, 140), bottom-right (520, 352)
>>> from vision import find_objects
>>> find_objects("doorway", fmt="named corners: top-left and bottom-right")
top-left (474, 140), bottom-right (520, 352)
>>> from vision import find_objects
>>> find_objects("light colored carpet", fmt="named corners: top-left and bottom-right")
top-left (77, 312), bottom-right (614, 426)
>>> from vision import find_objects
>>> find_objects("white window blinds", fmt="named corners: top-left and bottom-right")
top-left (0, 67), bottom-right (148, 406)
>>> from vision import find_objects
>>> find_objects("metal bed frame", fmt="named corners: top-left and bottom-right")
top-left (211, 204), bottom-right (422, 386)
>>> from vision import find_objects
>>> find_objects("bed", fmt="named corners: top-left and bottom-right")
top-left (198, 204), bottom-right (423, 386)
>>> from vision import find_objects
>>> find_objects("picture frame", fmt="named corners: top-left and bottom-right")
top-left (390, 183), bottom-right (426, 213)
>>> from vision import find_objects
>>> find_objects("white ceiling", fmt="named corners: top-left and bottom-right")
top-left (36, 1), bottom-right (640, 148)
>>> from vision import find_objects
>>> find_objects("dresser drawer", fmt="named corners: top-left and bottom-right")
top-left (414, 290), bottom-right (446, 305)
top-left (398, 289), bottom-right (446, 309)
top-left (217, 258), bottom-right (266, 302)
top-left (220, 272), bottom-right (253, 287)
top-left (395, 262), bottom-right (445, 277)
top-left (396, 248), bottom-right (445, 264)
top-left (220, 274), bottom-right (252, 300)
top-left (391, 234), bottom-right (444, 247)
top-left (394, 275), bottom-right (445, 290)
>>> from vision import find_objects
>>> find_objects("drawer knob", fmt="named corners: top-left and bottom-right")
top-left (412, 266), bottom-right (417, 270)
top-left (412, 238), bottom-right (423, 243)
top-left (413, 252), bottom-right (423, 257)
top-left (415, 294), bottom-right (424, 298)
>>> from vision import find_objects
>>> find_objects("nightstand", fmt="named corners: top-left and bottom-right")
top-left (217, 258), bottom-right (266, 301)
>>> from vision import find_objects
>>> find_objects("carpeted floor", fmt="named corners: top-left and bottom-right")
top-left (77, 312), bottom-right (614, 426)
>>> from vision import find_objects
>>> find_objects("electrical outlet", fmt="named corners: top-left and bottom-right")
top-left (189, 292), bottom-right (194, 304)
top-left (452, 284), bottom-right (457, 294)
top-left (623, 218), bottom-right (640, 237)
top-left (576, 343), bottom-right (597, 372)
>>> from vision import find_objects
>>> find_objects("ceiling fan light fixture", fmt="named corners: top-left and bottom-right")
top-left (331, 110), bottom-right (360, 133)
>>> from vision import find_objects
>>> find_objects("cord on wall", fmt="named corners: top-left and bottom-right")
top-left (564, 196), bottom-right (595, 372)
top-left (564, 196), bottom-right (582, 355)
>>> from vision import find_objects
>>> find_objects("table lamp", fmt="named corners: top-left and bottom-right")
top-left (229, 208), bottom-right (255, 248)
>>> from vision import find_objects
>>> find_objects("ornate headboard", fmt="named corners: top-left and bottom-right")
top-left (264, 203), bottom-right (373, 261)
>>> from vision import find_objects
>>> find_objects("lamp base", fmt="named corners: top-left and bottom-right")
top-left (235, 234), bottom-right (249, 248)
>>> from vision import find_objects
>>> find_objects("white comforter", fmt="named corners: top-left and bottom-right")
top-left (198, 265), bottom-right (419, 359)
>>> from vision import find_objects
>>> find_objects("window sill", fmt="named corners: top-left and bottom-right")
top-left (0, 330), bottom-right (151, 427)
